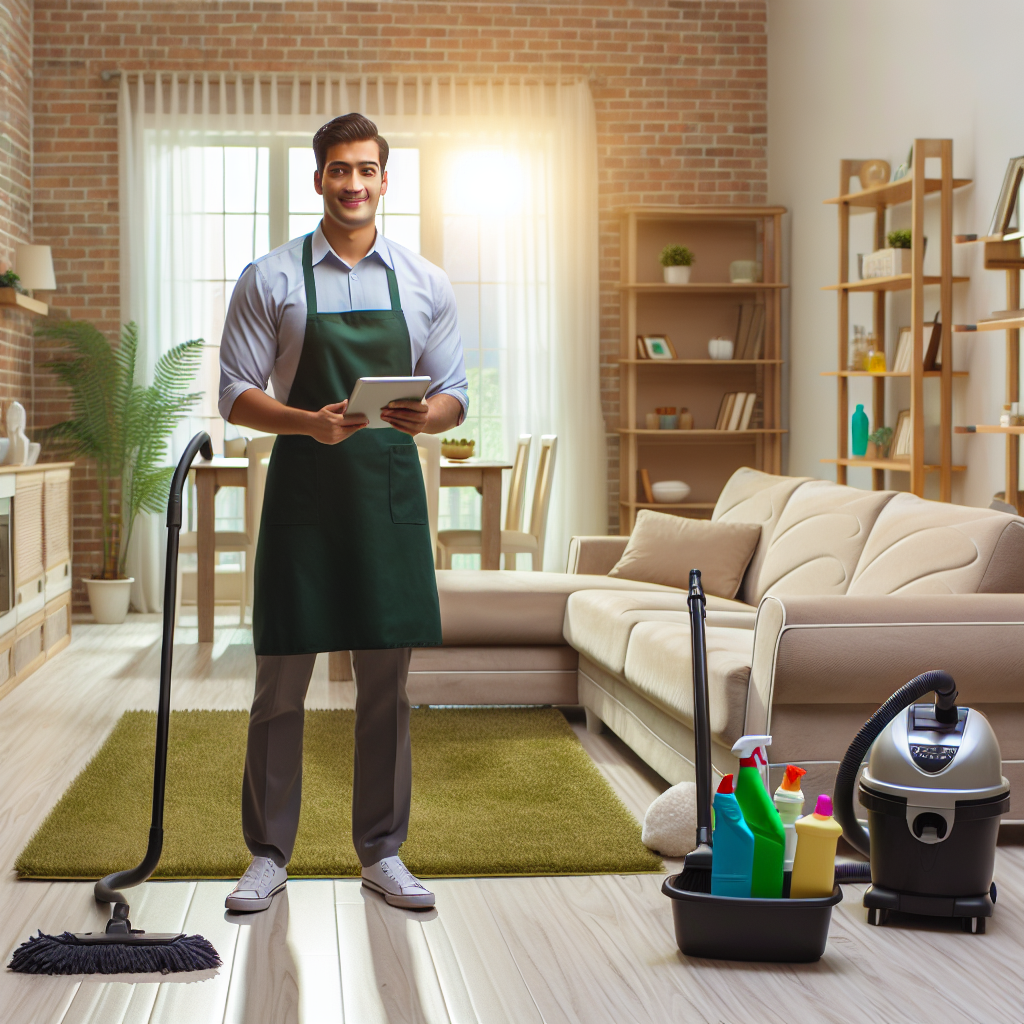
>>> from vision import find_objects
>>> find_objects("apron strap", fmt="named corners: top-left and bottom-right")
top-left (302, 233), bottom-right (317, 316)
top-left (385, 266), bottom-right (402, 312)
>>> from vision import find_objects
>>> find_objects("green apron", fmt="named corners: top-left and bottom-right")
top-left (252, 233), bottom-right (442, 656)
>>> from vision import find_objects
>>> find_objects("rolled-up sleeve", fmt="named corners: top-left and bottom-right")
top-left (416, 270), bottom-right (468, 423)
top-left (218, 263), bottom-right (279, 421)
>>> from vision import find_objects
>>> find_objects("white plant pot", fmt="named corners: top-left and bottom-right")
top-left (663, 265), bottom-right (691, 284)
top-left (85, 577), bottom-right (134, 625)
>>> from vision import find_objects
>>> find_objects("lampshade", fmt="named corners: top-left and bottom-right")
top-left (14, 244), bottom-right (56, 291)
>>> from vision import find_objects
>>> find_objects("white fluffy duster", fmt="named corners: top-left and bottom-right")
top-left (641, 775), bottom-right (720, 856)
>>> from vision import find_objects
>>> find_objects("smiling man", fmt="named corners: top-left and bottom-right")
top-left (218, 113), bottom-right (467, 913)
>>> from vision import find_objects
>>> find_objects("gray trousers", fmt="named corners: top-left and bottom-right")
top-left (241, 647), bottom-right (412, 868)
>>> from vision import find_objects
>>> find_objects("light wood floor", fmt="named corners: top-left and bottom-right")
top-left (1, 615), bottom-right (1022, 1024)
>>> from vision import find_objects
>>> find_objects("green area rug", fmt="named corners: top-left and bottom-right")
top-left (17, 707), bottom-right (662, 879)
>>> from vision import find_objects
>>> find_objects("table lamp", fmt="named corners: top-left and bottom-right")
top-left (14, 244), bottom-right (57, 295)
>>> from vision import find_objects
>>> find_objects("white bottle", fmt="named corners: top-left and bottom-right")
top-left (773, 764), bottom-right (807, 879)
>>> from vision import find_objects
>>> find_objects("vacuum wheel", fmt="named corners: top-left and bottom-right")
top-left (962, 916), bottom-right (986, 934)
top-left (867, 907), bottom-right (887, 927)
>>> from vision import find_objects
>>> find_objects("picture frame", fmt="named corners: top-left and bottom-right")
top-left (641, 334), bottom-right (676, 359)
top-left (891, 409), bottom-right (912, 461)
top-left (987, 156), bottom-right (1024, 238)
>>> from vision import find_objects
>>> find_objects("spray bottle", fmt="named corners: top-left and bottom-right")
top-left (710, 774), bottom-right (755, 898)
top-left (731, 734), bottom-right (786, 898)
top-left (773, 764), bottom-right (807, 897)
top-left (790, 794), bottom-right (844, 899)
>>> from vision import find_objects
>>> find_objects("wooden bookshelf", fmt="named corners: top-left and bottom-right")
top-left (952, 236), bottom-right (1024, 513)
top-left (821, 141), bottom-right (971, 499)
top-left (617, 206), bottom-right (786, 530)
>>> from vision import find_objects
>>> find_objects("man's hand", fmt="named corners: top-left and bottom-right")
top-left (307, 400), bottom-right (368, 444)
top-left (380, 399), bottom-right (430, 436)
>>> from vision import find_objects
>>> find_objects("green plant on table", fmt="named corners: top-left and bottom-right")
top-left (887, 229), bottom-right (912, 249)
top-left (38, 320), bottom-right (203, 580)
top-left (659, 244), bottom-right (695, 267)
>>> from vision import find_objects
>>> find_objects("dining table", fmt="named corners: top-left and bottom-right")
top-left (439, 457), bottom-right (514, 570)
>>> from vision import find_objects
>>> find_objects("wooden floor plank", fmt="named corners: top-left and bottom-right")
top-left (279, 881), bottom-right (344, 1024)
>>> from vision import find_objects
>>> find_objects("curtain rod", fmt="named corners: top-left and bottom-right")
top-left (101, 69), bottom-right (584, 85)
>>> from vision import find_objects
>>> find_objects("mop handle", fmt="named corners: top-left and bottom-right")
top-left (687, 569), bottom-right (713, 848)
top-left (95, 432), bottom-right (213, 907)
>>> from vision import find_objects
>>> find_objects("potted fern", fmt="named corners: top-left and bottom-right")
top-left (660, 244), bottom-right (695, 284)
top-left (39, 320), bottom-right (202, 623)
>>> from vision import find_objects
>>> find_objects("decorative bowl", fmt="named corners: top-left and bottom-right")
top-left (651, 480), bottom-right (691, 504)
top-left (441, 439), bottom-right (476, 460)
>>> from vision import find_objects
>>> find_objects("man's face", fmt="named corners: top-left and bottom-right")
top-left (314, 139), bottom-right (388, 232)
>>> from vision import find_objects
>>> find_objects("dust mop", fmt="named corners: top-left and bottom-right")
top-left (9, 432), bottom-right (221, 975)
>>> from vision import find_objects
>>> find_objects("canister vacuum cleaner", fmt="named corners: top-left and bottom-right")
top-left (834, 670), bottom-right (1010, 933)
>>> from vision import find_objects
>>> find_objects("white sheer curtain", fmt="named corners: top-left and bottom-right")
top-left (119, 74), bottom-right (604, 606)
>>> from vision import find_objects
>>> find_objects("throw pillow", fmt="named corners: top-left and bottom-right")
top-left (608, 510), bottom-right (761, 599)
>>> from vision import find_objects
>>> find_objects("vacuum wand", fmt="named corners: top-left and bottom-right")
top-left (94, 432), bottom-right (214, 917)
top-left (687, 570), bottom-right (712, 850)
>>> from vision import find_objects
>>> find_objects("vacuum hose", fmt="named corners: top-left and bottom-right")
top-left (834, 669), bottom-right (958, 858)
top-left (94, 431), bottom-right (214, 913)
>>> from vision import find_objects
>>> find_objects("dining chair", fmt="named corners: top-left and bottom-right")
top-left (176, 434), bottom-right (275, 625)
top-left (437, 434), bottom-right (556, 570)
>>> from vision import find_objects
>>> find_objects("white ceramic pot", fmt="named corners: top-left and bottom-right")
top-left (663, 265), bottom-right (691, 285)
top-left (85, 577), bottom-right (134, 625)
top-left (651, 480), bottom-right (691, 504)
top-left (708, 338), bottom-right (735, 360)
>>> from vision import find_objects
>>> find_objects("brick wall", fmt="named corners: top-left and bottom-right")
top-left (30, 0), bottom-right (767, 607)
top-left (0, 0), bottom-right (35, 420)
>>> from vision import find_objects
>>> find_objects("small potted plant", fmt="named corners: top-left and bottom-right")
top-left (39, 320), bottom-right (202, 624)
top-left (867, 425), bottom-right (894, 460)
top-left (660, 244), bottom-right (695, 285)
top-left (887, 229), bottom-right (912, 250)
top-left (863, 229), bottom-right (923, 279)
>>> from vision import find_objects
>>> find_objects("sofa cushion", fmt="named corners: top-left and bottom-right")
top-left (711, 468), bottom-right (811, 605)
top-left (436, 570), bottom-right (684, 646)
top-left (607, 510), bottom-right (761, 599)
top-left (752, 480), bottom-right (897, 603)
top-left (623, 621), bottom-right (753, 746)
top-left (847, 493), bottom-right (1024, 595)
top-left (563, 589), bottom-right (754, 676)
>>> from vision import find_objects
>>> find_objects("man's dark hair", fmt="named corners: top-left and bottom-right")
top-left (312, 114), bottom-right (389, 175)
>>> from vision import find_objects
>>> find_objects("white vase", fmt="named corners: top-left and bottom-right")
top-left (663, 265), bottom-right (691, 284)
top-left (85, 577), bottom-right (134, 624)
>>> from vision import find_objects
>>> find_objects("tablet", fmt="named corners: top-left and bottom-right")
top-left (344, 376), bottom-right (432, 429)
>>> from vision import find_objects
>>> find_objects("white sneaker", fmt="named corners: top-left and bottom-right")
top-left (361, 856), bottom-right (435, 909)
top-left (225, 856), bottom-right (288, 912)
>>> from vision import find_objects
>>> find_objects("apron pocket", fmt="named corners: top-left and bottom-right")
top-left (389, 444), bottom-right (428, 525)
top-left (262, 435), bottom-right (320, 525)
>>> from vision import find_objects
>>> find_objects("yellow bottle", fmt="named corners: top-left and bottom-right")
top-left (790, 794), bottom-right (843, 899)
top-left (867, 347), bottom-right (886, 373)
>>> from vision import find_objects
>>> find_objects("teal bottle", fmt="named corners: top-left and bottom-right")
top-left (852, 404), bottom-right (869, 457)
top-left (710, 773), bottom-right (755, 898)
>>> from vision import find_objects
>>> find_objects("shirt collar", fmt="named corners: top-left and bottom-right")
top-left (310, 221), bottom-right (395, 271)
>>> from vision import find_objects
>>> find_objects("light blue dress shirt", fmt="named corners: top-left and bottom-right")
top-left (218, 222), bottom-right (468, 423)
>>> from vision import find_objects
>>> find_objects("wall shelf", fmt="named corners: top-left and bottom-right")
top-left (822, 370), bottom-right (968, 378)
top-left (0, 289), bottom-right (48, 317)
top-left (956, 425), bottom-right (1024, 435)
top-left (823, 274), bottom-right (969, 293)
top-left (954, 317), bottom-right (1024, 332)
top-left (616, 282), bottom-right (787, 293)
top-left (824, 176), bottom-right (971, 210)
top-left (617, 358), bottom-right (783, 366)
top-left (822, 458), bottom-right (966, 473)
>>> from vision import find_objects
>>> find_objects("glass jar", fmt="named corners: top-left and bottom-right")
top-left (848, 326), bottom-right (869, 371)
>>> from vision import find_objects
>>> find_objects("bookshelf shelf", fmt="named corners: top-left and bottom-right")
top-left (617, 207), bottom-right (785, 529)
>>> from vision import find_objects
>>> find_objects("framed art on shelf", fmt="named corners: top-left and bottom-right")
top-left (987, 156), bottom-right (1024, 238)
top-left (638, 334), bottom-right (676, 360)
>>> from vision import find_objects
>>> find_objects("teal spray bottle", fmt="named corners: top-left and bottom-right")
top-left (710, 773), bottom-right (755, 898)
top-left (731, 735), bottom-right (786, 898)
top-left (773, 764), bottom-right (807, 898)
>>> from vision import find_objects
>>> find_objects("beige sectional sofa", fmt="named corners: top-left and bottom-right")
top-left (425, 468), bottom-right (1024, 822)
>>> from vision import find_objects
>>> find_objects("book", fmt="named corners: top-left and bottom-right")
top-left (746, 304), bottom-right (766, 359)
top-left (892, 327), bottom-right (912, 373)
top-left (715, 392), bottom-right (736, 430)
top-left (734, 303), bottom-right (755, 359)
top-left (726, 392), bottom-right (747, 431)
top-left (636, 335), bottom-right (648, 359)
top-left (639, 468), bottom-right (654, 503)
top-left (738, 392), bottom-right (757, 430)
top-left (923, 314), bottom-right (942, 370)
